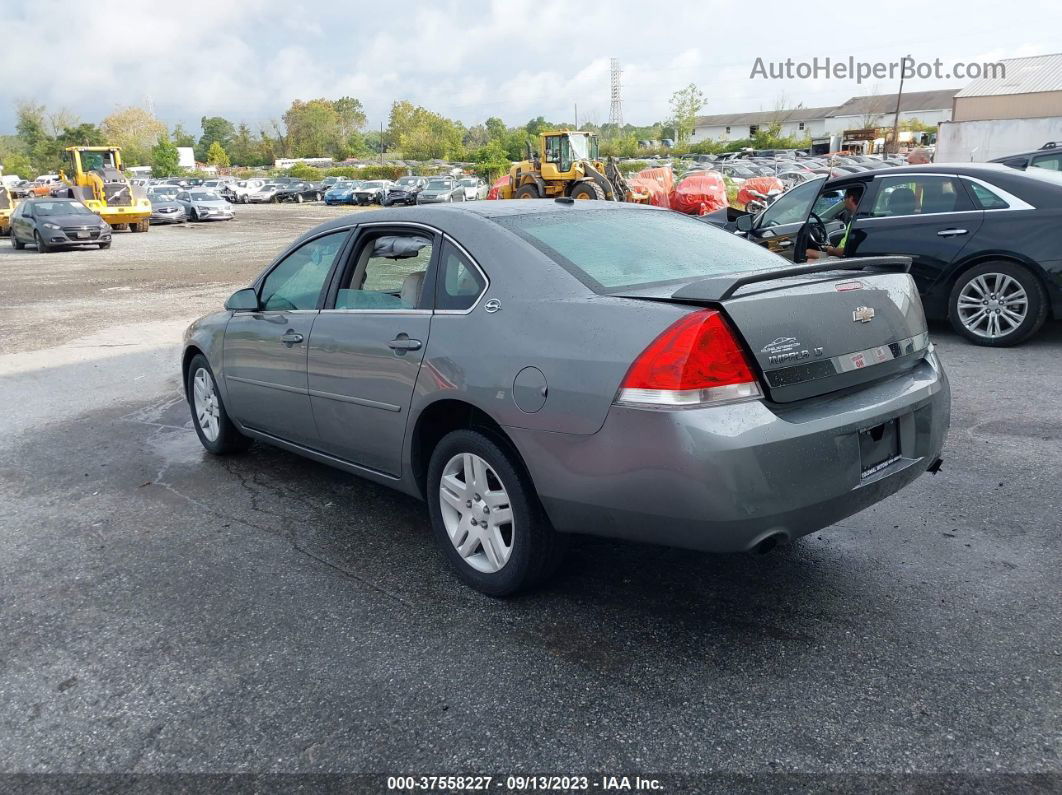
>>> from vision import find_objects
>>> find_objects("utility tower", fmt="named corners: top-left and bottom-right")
top-left (608, 58), bottom-right (623, 131)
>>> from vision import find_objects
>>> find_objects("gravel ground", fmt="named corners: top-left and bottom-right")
top-left (0, 205), bottom-right (1059, 789)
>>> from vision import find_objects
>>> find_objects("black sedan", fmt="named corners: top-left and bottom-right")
top-left (274, 182), bottom-right (322, 203)
top-left (703, 164), bottom-right (1062, 346)
top-left (383, 176), bottom-right (429, 206)
top-left (9, 198), bottom-right (112, 251)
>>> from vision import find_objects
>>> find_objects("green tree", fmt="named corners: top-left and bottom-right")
top-left (668, 84), bottom-right (705, 146)
top-left (15, 102), bottom-right (48, 150)
top-left (228, 123), bottom-right (255, 166)
top-left (171, 124), bottom-right (196, 148)
top-left (150, 135), bottom-right (181, 177)
top-left (206, 140), bottom-right (230, 168)
top-left (0, 149), bottom-right (34, 180)
top-left (283, 99), bottom-right (342, 158)
top-left (101, 106), bottom-right (167, 165)
top-left (470, 140), bottom-right (510, 179)
top-left (485, 116), bottom-right (507, 142)
top-left (386, 101), bottom-right (465, 160)
top-left (197, 116), bottom-right (236, 162)
top-left (333, 96), bottom-right (367, 141)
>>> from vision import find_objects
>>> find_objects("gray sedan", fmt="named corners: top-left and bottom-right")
top-left (416, 177), bottom-right (466, 204)
top-left (176, 190), bottom-right (235, 221)
top-left (182, 202), bottom-right (950, 595)
top-left (148, 196), bottom-right (187, 224)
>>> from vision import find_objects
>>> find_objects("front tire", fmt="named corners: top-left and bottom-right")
top-left (948, 262), bottom-right (1047, 346)
top-left (12, 232), bottom-right (25, 249)
top-left (570, 181), bottom-right (606, 200)
top-left (427, 429), bottom-right (565, 596)
top-left (186, 354), bottom-right (252, 455)
top-left (34, 231), bottom-right (50, 253)
top-left (514, 184), bottom-right (540, 199)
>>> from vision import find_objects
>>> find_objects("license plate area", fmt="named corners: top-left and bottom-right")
top-left (859, 419), bottom-right (900, 480)
top-left (76, 231), bottom-right (89, 239)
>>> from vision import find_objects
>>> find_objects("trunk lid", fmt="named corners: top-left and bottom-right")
top-left (614, 259), bottom-right (930, 403)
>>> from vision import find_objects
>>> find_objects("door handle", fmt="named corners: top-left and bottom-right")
top-left (280, 331), bottom-right (304, 346)
top-left (937, 228), bottom-right (968, 237)
top-left (387, 335), bottom-right (422, 352)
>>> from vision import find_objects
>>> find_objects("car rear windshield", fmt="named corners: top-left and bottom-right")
top-left (494, 208), bottom-right (781, 292)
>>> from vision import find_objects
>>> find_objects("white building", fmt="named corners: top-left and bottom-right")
top-left (691, 106), bottom-right (834, 143)
top-left (938, 53), bottom-right (1062, 162)
top-left (824, 89), bottom-right (959, 135)
top-left (690, 89), bottom-right (958, 145)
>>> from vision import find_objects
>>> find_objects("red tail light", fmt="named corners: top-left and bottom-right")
top-left (616, 309), bottom-right (762, 408)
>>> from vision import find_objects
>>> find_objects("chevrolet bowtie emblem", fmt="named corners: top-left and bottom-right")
top-left (852, 306), bottom-right (875, 323)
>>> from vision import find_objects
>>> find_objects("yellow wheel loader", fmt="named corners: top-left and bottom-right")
top-left (60, 146), bottom-right (152, 232)
top-left (499, 130), bottom-right (647, 202)
top-left (0, 185), bottom-right (16, 237)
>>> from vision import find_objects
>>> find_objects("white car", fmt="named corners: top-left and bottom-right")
top-left (226, 179), bottom-right (266, 203)
top-left (458, 177), bottom-right (487, 201)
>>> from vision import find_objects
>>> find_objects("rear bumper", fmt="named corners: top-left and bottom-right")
top-left (506, 353), bottom-right (950, 553)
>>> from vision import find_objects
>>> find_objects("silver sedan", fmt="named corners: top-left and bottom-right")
top-left (175, 190), bottom-right (235, 221)
top-left (182, 203), bottom-right (950, 595)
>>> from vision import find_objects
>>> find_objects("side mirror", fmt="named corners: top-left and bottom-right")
top-left (736, 213), bottom-right (754, 232)
top-left (225, 287), bottom-right (259, 311)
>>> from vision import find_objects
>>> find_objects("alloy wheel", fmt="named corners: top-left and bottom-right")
top-left (956, 272), bottom-right (1028, 339)
top-left (439, 452), bottom-right (514, 574)
top-left (192, 367), bottom-right (221, 442)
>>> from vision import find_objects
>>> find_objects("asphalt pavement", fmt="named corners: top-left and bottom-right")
top-left (0, 206), bottom-right (1059, 789)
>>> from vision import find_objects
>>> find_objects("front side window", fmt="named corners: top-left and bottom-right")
top-left (1031, 153), bottom-right (1062, 171)
top-left (759, 178), bottom-right (824, 227)
top-left (495, 208), bottom-right (781, 292)
top-left (260, 231), bottom-right (348, 311)
top-left (871, 176), bottom-right (970, 217)
top-left (335, 233), bottom-right (434, 310)
top-left (436, 243), bottom-right (486, 310)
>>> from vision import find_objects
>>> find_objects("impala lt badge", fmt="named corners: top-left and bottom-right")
top-left (852, 306), bottom-right (876, 323)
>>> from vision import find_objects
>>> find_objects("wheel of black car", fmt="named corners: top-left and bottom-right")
top-left (427, 429), bottom-right (566, 596)
top-left (296, 193), bottom-right (304, 203)
top-left (514, 184), bottom-right (540, 199)
top-left (315, 192), bottom-right (322, 201)
top-left (570, 181), bottom-right (605, 200)
top-left (189, 208), bottom-right (198, 221)
top-left (948, 261), bottom-right (1047, 347)
top-left (34, 231), bottom-right (50, 253)
top-left (186, 354), bottom-right (252, 455)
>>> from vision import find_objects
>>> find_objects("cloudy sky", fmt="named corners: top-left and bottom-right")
top-left (2, 0), bottom-right (1057, 134)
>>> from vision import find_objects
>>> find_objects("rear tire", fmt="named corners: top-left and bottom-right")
top-left (514, 184), bottom-right (540, 199)
top-left (12, 233), bottom-right (24, 250)
top-left (570, 181), bottom-right (605, 200)
top-left (948, 261), bottom-right (1047, 347)
top-left (186, 354), bottom-right (253, 455)
top-left (427, 429), bottom-right (566, 596)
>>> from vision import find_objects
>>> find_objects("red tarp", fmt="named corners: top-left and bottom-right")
top-left (736, 176), bottom-right (785, 208)
top-left (636, 166), bottom-right (676, 196)
top-left (670, 171), bottom-right (728, 215)
top-left (486, 175), bottom-right (509, 200)
top-left (626, 176), bottom-right (670, 207)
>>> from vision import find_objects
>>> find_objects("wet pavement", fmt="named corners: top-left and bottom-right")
top-left (0, 210), bottom-right (1059, 782)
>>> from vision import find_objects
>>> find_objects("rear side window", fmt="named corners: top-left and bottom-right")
top-left (494, 208), bottom-right (781, 292)
top-left (965, 180), bottom-right (1009, 210)
top-left (871, 176), bottom-right (972, 216)
top-left (436, 242), bottom-right (486, 310)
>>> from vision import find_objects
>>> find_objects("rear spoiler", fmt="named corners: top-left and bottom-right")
top-left (672, 256), bottom-right (912, 302)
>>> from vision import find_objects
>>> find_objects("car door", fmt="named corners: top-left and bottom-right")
top-left (743, 177), bottom-right (826, 260)
top-left (848, 174), bottom-right (984, 293)
top-left (11, 203), bottom-right (28, 241)
top-left (306, 225), bottom-right (438, 475)
top-left (223, 229), bottom-right (351, 447)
